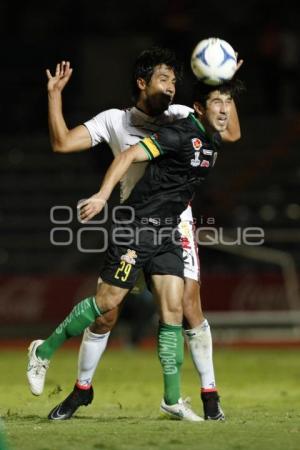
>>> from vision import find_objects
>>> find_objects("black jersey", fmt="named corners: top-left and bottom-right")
top-left (124, 113), bottom-right (221, 224)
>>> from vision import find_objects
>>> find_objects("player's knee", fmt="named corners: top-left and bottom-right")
top-left (95, 283), bottom-right (126, 312)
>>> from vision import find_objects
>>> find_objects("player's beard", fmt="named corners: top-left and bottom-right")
top-left (146, 92), bottom-right (173, 115)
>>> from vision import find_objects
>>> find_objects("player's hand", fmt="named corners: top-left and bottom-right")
top-left (78, 193), bottom-right (106, 223)
top-left (46, 61), bottom-right (73, 93)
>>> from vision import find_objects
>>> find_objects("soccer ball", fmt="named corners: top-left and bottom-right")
top-left (191, 37), bottom-right (237, 85)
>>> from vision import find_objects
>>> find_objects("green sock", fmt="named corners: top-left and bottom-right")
top-left (36, 296), bottom-right (101, 360)
top-left (157, 322), bottom-right (184, 405)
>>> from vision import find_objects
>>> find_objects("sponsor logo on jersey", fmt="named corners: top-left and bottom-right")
top-left (121, 249), bottom-right (137, 265)
top-left (202, 149), bottom-right (213, 156)
top-left (191, 151), bottom-right (201, 167)
top-left (192, 138), bottom-right (202, 150)
top-left (180, 236), bottom-right (191, 250)
top-left (200, 159), bottom-right (210, 168)
top-left (178, 221), bottom-right (192, 239)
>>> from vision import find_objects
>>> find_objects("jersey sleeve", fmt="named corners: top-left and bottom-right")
top-left (138, 126), bottom-right (181, 160)
top-left (83, 109), bottom-right (121, 147)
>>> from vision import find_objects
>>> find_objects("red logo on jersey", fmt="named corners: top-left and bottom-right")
top-left (192, 138), bottom-right (202, 150)
top-left (200, 160), bottom-right (210, 168)
top-left (180, 236), bottom-right (191, 250)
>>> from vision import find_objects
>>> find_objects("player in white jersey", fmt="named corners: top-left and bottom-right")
top-left (27, 48), bottom-right (241, 421)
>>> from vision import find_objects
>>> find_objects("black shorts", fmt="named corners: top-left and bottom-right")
top-left (100, 219), bottom-right (184, 289)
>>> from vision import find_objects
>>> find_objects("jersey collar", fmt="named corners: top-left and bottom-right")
top-left (189, 113), bottom-right (206, 134)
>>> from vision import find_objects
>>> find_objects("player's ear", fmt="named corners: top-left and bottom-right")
top-left (137, 77), bottom-right (147, 91)
top-left (193, 101), bottom-right (205, 118)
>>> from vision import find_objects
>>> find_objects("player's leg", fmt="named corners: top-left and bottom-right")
top-left (152, 273), bottom-right (202, 422)
top-left (47, 308), bottom-right (119, 420)
top-left (183, 278), bottom-right (224, 420)
top-left (48, 274), bottom-right (149, 420)
top-left (45, 231), bottom-right (142, 418)
top-left (77, 308), bottom-right (118, 388)
top-left (27, 282), bottom-right (129, 396)
top-left (76, 275), bottom-right (123, 389)
top-left (152, 275), bottom-right (182, 403)
top-left (180, 219), bottom-right (224, 420)
top-left (74, 275), bottom-right (121, 390)
top-left (183, 278), bottom-right (216, 389)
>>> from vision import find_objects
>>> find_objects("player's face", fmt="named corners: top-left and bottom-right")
top-left (144, 64), bottom-right (176, 114)
top-left (201, 91), bottom-right (233, 133)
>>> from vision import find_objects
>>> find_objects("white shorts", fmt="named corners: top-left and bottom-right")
top-left (178, 205), bottom-right (200, 282)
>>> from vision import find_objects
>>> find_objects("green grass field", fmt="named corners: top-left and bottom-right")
top-left (1, 345), bottom-right (300, 450)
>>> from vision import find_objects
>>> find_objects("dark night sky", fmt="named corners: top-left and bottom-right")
top-left (2, 0), bottom-right (299, 134)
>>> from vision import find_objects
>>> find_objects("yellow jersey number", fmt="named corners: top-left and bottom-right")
top-left (114, 260), bottom-right (132, 282)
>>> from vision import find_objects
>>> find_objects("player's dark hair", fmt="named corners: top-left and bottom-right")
top-left (131, 47), bottom-right (183, 101)
top-left (193, 78), bottom-right (245, 106)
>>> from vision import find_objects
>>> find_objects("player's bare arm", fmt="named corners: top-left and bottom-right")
top-left (79, 144), bottom-right (148, 222)
top-left (47, 61), bottom-right (92, 153)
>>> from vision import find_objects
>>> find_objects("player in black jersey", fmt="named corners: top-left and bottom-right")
top-left (96, 112), bottom-right (222, 290)
top-left (79, 80), bottom-right (243, 421)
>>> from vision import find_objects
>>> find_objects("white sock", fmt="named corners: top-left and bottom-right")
top-left (76, 327), bottom-right (110, 387)
top-left (184, 319), bottom-right (216, 390)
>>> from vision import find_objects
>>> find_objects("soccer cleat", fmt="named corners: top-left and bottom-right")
top-left (160, 397), bottom-right (204, 422)
top-left (48, 384), bottom-right (94, 420)
top-left (201, 391), bottom-right (225, 420)
top-left (27, 339), bottom-right (50, 396)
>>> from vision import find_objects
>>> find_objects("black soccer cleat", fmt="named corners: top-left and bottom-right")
top-left (48, 384), bottom-right (94, 420)
top-left (201, 391), bottom-right (225, 421)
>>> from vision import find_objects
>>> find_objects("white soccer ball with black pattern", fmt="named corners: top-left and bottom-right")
top-left (191, 37), bottom-right (237, 85)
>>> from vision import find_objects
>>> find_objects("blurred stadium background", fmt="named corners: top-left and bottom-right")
top-left (0, 0), bottom-right (300, 347)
